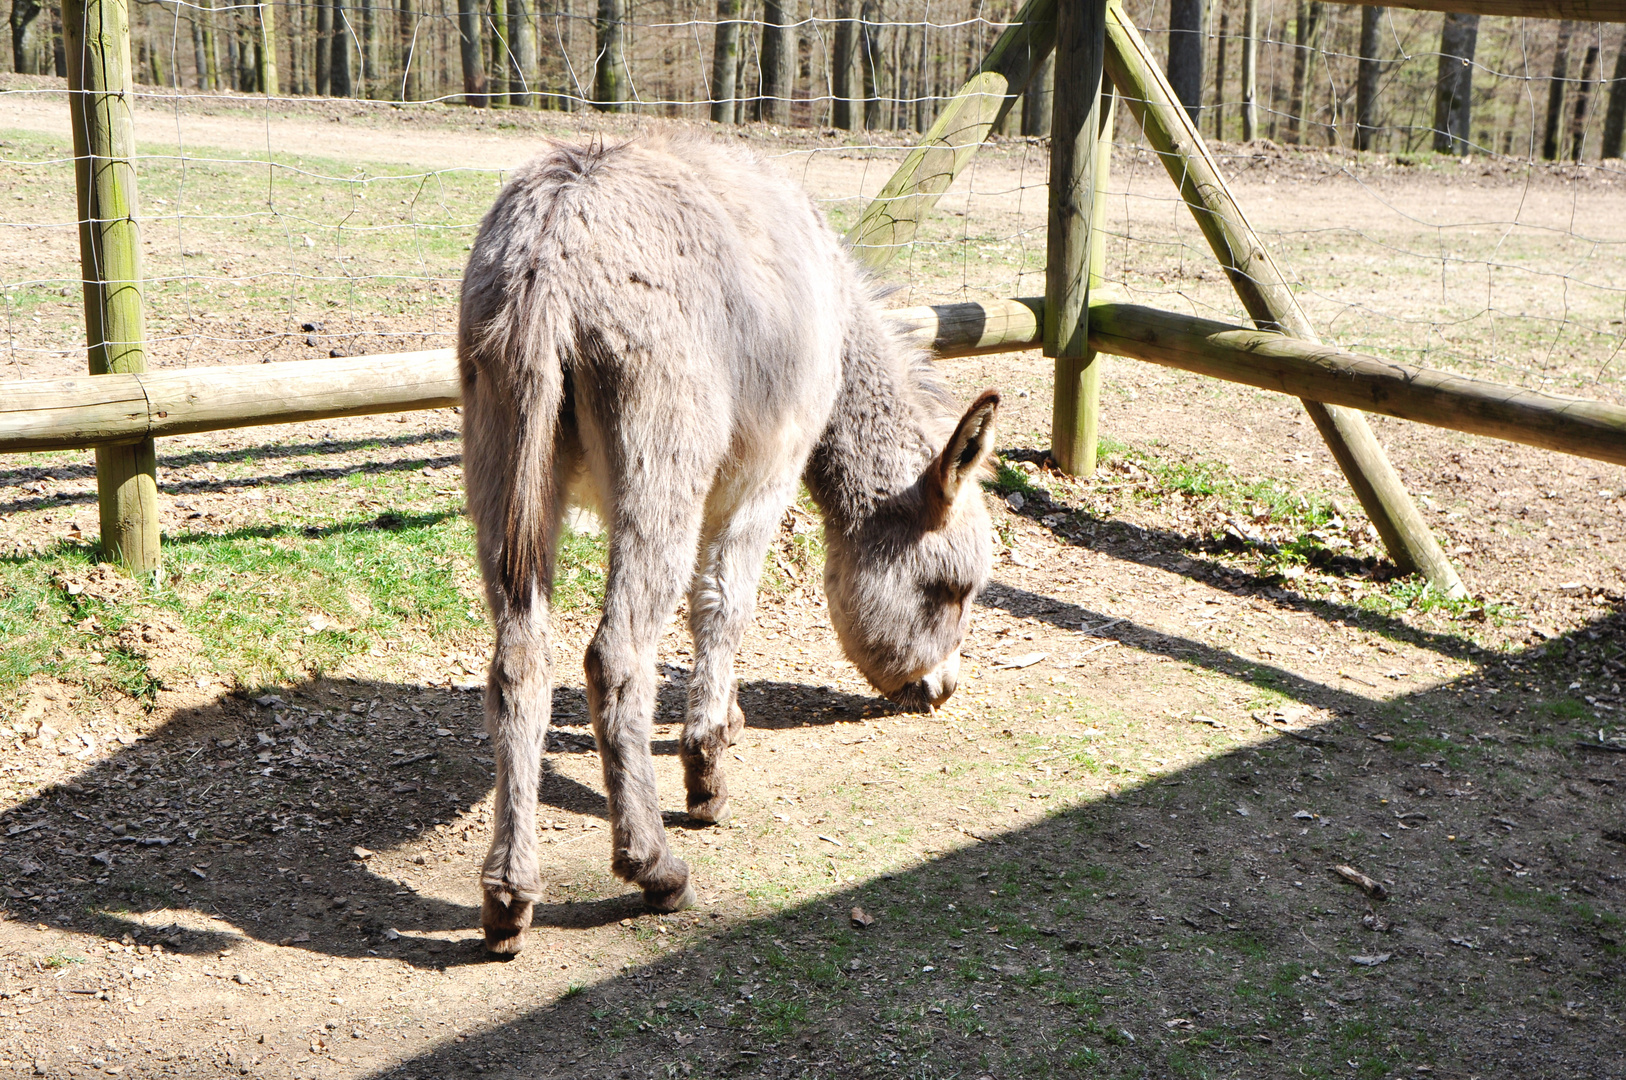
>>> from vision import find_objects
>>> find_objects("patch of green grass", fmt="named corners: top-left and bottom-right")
top-left (42, 951), bottom-right (84, 969)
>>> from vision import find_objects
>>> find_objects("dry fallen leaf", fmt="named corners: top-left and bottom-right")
top-left (850, 906), bottom-right (875, 929)
top-left (1349, 953), bottom-right (1392, 966)
top-left (994, 652), bottom-right (1047, 670)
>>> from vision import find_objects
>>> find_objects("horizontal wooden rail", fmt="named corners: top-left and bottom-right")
top-left (2, 350), bottom-right (461, 453)
top-left (1087, 303), bottom-right (1626, 467)
top-left (1326, 0), bottom-right (1625, 22)
top-left (3, 300), bottom-right (1622, 468)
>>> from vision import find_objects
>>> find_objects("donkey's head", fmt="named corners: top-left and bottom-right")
top-left (824, 390), bottom-right (1000, 712)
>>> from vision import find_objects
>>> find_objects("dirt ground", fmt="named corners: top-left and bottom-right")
top-left (2, 84), bottom-right (1626, 1080)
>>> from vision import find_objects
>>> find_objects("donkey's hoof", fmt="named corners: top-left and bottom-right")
top-left (481, 893), bottom-right (534, 955)
top-left (644, 879), bottom-right (697, 913)
top-left (687, 794), bottom-right (731, 825)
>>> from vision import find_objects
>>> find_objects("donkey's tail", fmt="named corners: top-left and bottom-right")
top-left (460, 274), bottom-right (568, 617)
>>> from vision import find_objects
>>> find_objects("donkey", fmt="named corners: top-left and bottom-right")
top-left (458, 134), bottom-right (999, 954)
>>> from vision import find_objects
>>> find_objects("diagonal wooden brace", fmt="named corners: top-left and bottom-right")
top-left (845, 0), bottom-right (1056, 270)
top-left (1101, 0), bottom-right (1465, 599)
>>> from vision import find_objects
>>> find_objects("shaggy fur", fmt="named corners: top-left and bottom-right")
top-left (458, 134), bottom-right (997, 954)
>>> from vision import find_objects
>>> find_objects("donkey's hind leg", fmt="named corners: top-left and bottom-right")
top-left (682, 480), bottom-right (798, 823)
top-left (464, 388), bottom-right (567, 955)
top-left (585, 474), bottom-right (713, 912)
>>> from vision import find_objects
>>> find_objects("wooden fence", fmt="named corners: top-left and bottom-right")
top-left (9, 0), bottom-right (1624, 594)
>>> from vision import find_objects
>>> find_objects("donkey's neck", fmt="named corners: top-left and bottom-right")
top-left (805, 305), bottom-right (948, 534)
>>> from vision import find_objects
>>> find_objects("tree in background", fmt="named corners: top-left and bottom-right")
top-left (1603, 30), bottom-right (1626, 159)
top-left (710, 0), bottom-right (742, 122)
top-left (11, 0), bottom-right (44, 74)
top-left (1542, 19), bottom-right (1574, 159)
top-left (1167, 0), bottom-right (1204, 123)
top-left (1284, 0), bottom-right (1321, 144)
top-left (594, 0), bottom-right (628, 109)
top-left (1355, 5), bottom-right (1383, 150)
top-left (1432, 11), bottom-right (1480, 154)
top-left (1569, 38), bottom-right (1598, 161)
top-left (832, 0), bottom-right (856, 129)
top-left (859, 0), bottom-right (881, 129)
top-left (507, 0), bottom-right (537, 105)
top-left (757, 0), bottom-right (793, 123)
top-left (1023, 48), bottom-right (1053, 137)
top-left (456, 0), bottom-right (485, 104)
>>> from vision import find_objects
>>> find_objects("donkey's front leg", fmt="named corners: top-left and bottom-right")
top-left (480, 602), bottom-right (553, 954)
top-left (683, 488), bottom-right (792, 823)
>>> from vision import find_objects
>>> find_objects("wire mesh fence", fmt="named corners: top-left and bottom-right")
top-left (0, 0), bottom-right (1622, 408)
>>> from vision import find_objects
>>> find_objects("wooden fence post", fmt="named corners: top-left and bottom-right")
top-left (1102, 0), bottom-right (1465, 598)
top-left (63, 0), bottom-right (160, 576)
top-left (1045, 0), bottom-right (1110, 476)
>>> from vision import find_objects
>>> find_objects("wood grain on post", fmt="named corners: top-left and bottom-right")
top-left (64, 0), bottom-right (160, 575)
top-left (1102, 0), bottom-right (1465, 598)
top-left (845, 0), bottom-right (1056, 270)
top-left (1044, 0), bottom-right (1108, 477)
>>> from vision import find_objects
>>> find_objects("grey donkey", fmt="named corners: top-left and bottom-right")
top-left (458, 134), bottom-right (999, 954)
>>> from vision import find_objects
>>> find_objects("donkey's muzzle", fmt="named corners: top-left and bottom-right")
top-left (887, 652), bottom-right (960, 713)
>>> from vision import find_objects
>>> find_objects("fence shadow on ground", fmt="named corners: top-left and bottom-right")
top-left (3, 594), bottom-right (1621, 1073)
top-left (342, 610), bottom-right (1622, 1079)
top-left (1, 669), bottom-right (886, 971)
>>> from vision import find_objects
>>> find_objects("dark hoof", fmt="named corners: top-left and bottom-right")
top-left (482, 891), bottom-right (534, 955)
top-left (644, 878), bottom-right (697, 913)
top-left (687, 794), bottom-right (731, 825)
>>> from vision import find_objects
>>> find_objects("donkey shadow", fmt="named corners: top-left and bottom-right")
top-left (0, 670), bottom-right (889, 970)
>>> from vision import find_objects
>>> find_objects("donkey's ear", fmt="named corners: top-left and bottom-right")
top-left (926, 389), bottom-right (1000, 529)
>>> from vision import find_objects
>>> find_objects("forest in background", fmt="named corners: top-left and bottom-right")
top-left (4, 0), bottom-right (1626, 159)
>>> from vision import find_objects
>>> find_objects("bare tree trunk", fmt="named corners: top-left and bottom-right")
top-left (1212, 8), bottom-right (1228, 139)
top-left (1432, 12), bottom-right (1478, 154)
top-left (859, 0), bottom-right (879, 129)
top-left (1603, 32), bottom-right (1626, 159)
top-left (11, 0), bottom-right (44, 75)
top-left (363, 0), bottom-right (380, 96)
top-left (316, 0), bottom-right (333, 93)
top-left (192, 11), bottom-right (211, 87)
top-left (1542, 19), bottom-right (1574, 160)
top-left (1022, 46), bottom-right (1053, 136)
top-left (757, 0), bottom-right (789, 122)
top-left (709, 0), bottom-right (741, 121)
top-left (914, 7), bottom-right (928, 132)
top-left (1168, 0), bottom-right (1204, 123)
top-left (831, 0), bottom-right (854, 129)
top-left (456, 0), bottom-right (486, 103)
top-left (332, 0), bottom-right (353, 94)
top-left (1354, 3), bottom-right (1381, 150)
top-left (400, 0), bottom-right (421, 99)
top-left (1240, 0), bottom-right (1256, 139)
top-left (1284, 0), bottom-right (1319, 144)
top-left (507, 0), bottom-right (535, 104)
top-left (1571, 41), bottom-right (1598, 161)
top-left (489, 0), bottom-right (508, 104)
top-left (593, 0), bottom-right (626, 109)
